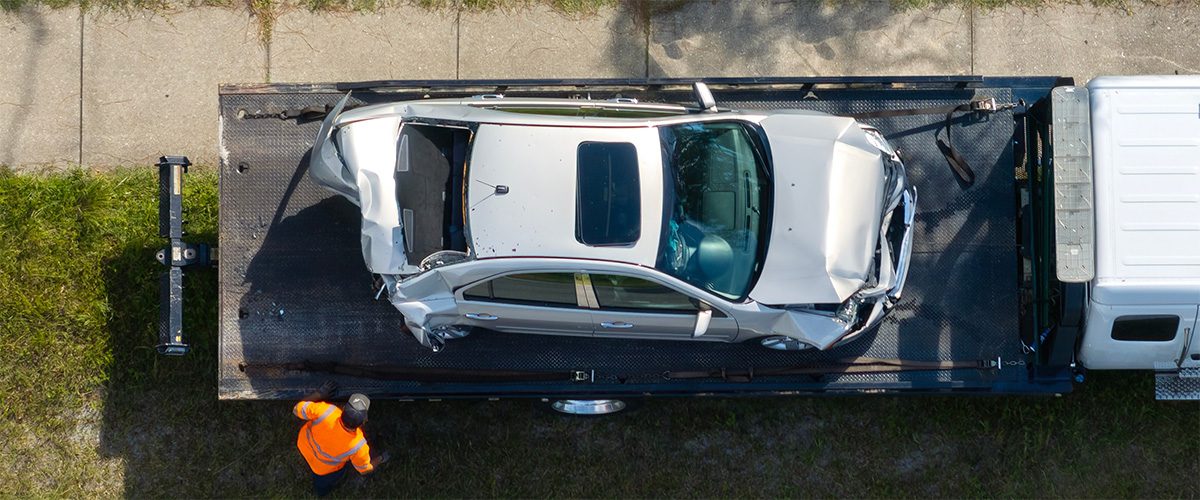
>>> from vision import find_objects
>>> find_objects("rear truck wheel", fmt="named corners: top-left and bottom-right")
top-left (536, 398), bottom-right (637, 416)
top-left (759, 336), bottom-right (814, 351)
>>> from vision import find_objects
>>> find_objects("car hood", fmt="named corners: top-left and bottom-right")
top-left (748, 113), bottom-right (886, 305)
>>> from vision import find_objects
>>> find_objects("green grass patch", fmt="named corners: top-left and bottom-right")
top-left (302, 0), bottom-right (382, 12)
top-left (0, 168), bottom-right (215, 422)
top-left (0, 168), bottom-right (1196, 497)
top-left (248, 0), bottom-right (275, 42)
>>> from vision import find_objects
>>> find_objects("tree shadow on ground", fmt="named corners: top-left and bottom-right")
top-left (623, 0), bottom-right (965, 78)
top-left (95, 228), bottom-right (314, 497)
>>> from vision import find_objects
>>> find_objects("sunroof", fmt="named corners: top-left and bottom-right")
top-left (576, 142), bottom-right (641, 246)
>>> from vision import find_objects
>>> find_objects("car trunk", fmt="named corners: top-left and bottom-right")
top-left (394, 123), bottom-right (470, 262)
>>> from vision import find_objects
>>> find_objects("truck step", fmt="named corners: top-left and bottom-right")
top-left (1155, 368), bottom-right (1200, 400)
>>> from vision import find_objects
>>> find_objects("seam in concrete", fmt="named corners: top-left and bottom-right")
top-left (643, 8), bottom-right (650, 78)
top-left (78, 8), bottom-right (84, 166)
top-left (265, 33), bottom-right (272, 83)
top-left (969, 4), bottom-right (975, 74)
top-left (454, 6), bottom-right (461, 79)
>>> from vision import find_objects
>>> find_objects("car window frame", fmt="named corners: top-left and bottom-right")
top-left (457, 271), bottom-right (587, 309)
top-left (581, 270), bottom-right (729, 317)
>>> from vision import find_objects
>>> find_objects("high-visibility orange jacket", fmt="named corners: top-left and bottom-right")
top-left (294, 401), bottom-right (374, 476)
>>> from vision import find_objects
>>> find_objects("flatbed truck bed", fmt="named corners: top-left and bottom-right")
top-left (211, 76), bottom-right (1076, 400)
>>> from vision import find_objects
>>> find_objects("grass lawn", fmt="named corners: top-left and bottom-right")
top-left (0, 167), bottom-right (1196, 497)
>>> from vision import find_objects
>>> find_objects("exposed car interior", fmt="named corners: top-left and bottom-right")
top-left (394, 123), bottom-right (471, 261)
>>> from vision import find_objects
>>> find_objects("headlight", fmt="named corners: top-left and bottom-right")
top-left (860, 126), bottom-right (898, 159)
top-left (835, 297), bottom-right (861, 324)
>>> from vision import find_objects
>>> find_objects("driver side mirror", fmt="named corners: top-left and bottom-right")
top-left (693, 303), bottom-right (713, 337)
top-left (692, 82), bottom-right (717, 113)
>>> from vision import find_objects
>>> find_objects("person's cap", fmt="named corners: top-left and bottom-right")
top-left (348, 393), bottom-right (370, 412)
top-left (341, 393), bottom-right (370, 428)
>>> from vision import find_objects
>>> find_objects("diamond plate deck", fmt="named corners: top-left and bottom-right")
top-left (219, 82), bottom-right (1034, 399)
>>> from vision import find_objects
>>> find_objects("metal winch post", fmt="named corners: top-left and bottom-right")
top-left (155, 156), bottom-right (215, 355)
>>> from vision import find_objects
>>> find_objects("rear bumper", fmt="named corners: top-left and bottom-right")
top-left (308, 92), bottom-right (420, 276)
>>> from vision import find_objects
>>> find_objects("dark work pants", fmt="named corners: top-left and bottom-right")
top-left (312, 464), bottom-right (347, 497)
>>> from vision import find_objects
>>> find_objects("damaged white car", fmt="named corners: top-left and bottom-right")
top-left (309, 83), bottom-right (915, 352)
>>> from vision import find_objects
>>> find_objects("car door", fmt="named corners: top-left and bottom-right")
top-left (455, 272), bottom-right (593, 337)
top-left (585, 273), bottom-right (738, 341)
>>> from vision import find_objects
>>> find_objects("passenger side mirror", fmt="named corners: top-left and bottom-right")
top-left (693, 303), bottom-right (713, 338)
top-left (692, 82), bottom-right (717, 113)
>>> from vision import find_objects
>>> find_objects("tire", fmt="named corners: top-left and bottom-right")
top-left (533, 398), bottom-right (643, 417)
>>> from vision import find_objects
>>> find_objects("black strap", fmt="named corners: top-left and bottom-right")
top-left (663, 356), bottom-right (996, 382)
top-left (280, 105), bottom-right (335, 123)
top-left (846, 100), bottom-right (1001, 187)
top-left (937, 136), bottom-right (975, 185)
top-left (239, 361), bottom-right (584, 383)
top-left (845, 103), bottom-right (970, 120)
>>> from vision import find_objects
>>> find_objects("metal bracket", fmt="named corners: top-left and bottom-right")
top-left (570, 370), bottom-right (594, 383)
top-left (156, 156), bottom-right (216, 356)
top-left (970, 97), bottom-right (1019, 114)
top-left (155, 241), bottom-right (216, 268)
top-left (971, 97), bottom-right (998, 112)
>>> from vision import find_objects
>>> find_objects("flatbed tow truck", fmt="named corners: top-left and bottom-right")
top-left (156, 75), bottom-right (1200, 410)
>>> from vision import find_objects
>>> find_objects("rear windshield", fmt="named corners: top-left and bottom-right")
top-left (576, 142), bottom-right (641, 246)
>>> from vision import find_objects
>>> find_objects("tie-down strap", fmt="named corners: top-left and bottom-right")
top-left (845, 98), bottom-right (1017, 188)
top-left (664, 356), bottom-right (999, 382)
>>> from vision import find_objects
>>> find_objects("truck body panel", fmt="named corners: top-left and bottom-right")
top-left (1078, 76), bottom-right (1200, 370)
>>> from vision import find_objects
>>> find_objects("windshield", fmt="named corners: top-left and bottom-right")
top-left (656, 121), bottom-right (771, 301)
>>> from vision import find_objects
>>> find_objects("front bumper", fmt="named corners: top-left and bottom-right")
top-left (827, 185), bottom-right (917, 348)
top-left (760, 147), bottom-right (916, 352)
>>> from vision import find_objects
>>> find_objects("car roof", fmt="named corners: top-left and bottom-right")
top-left (466, 123), bottom-right (665, 266)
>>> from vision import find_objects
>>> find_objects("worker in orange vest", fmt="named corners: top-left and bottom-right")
top-left (294, 381), bottom-right (389, 496)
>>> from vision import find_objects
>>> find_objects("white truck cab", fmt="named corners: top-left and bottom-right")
top-left (1058, 76), bottom-right (1200, 371)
